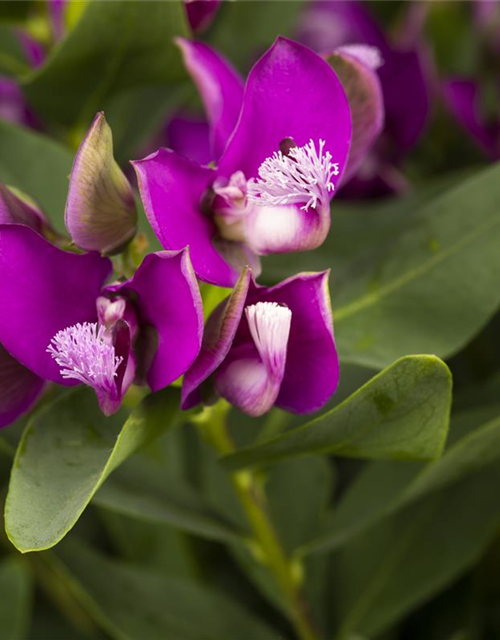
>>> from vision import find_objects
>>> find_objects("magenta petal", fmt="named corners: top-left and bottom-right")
top-left (246, 272), bottom-right (339, 414)
top-left (176, 38), bottom-right (244, 160)
top-left (0, 225), bottom-right (112, 384)
top-left (0, 342), bottom-right (45, 428)
top-left (218, 37), bottom-right (351, 186)
top-left (184, 0), bottom-right (221, 32)
top-left (181, 268), bottom-right (251, 409)
top-left (132, 148), bottom-right (239, 287)
top-left (443, 79), bottom-right (500, 160)
top-left (109, 249), bottom-right (203, 392)
top-left (166, 114), bottom-right (212, 166)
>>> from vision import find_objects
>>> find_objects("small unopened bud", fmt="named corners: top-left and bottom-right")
top-left (0, 182), bottom-right (48, 233)
top-left (65, 112), bottom-right (137, 255)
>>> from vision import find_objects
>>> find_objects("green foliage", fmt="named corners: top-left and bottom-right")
top-left (93, 457), bottom-right (245, 544)
top-left (0, 120), bottom-right (72, 231)
top-left (5, 387), bottom-right (180, 552)
top-left (0, 557), bottom-right (32, 639)
top-left (330, 465), bottom-right (500, 638)
top-left (22, 1), bottom-right (189, 128)
top-left (222, 355), bottom-right (452, 470)
top-left (55, 538), bottom-right (279, 640)
top-left (0, 1), bottom-right (32, 24)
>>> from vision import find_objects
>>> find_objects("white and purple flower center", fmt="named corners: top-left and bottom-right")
top-left (47, 322), bottom-right (122, 393)
top-left (247, 139), bottom-right (338, 211)
top-left (215, 301), bottom-right (292, 417)
top-left (212, 139), bottom-right (339, 254)
top-left (245, 301), bottom-right (292, 375)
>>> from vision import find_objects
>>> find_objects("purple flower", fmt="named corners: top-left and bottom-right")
top-left (182, 268), bottom-right (338, 417)
top-left (0, 224), bottom-right (203, 415)
top-left (299, 0), bottom-right (432, 197)
top-left (133, 37), bottom-right (351, 287)
top-left (184, 0), bottom-right (221, 33)
top-left (443, 80), bottom-right (500, 160)
top-left (0, 78), bottom-right (37, 128)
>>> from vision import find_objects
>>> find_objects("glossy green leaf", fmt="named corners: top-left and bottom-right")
top-left (23, 0), bottom-right (189, 126)
top-left (5, 387), bottom-right (179, 553)
top-left (222, 355), bottom-right (452, 470)
top-left (0, 557), bottom-right (32, 639)
top-left (330, 463), bottom-right (500, 639)
top-left (56, 538), bottom-right (279, 640)
top-left (0, 120), bottom-right (72, 231)
top-left (94, 458), bottom-right (245, 544)
top-left (306, 404), bottom-right (500, 555)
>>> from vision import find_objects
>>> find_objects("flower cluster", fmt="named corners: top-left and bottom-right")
top-left (0, 35), bottom-right (386, 426)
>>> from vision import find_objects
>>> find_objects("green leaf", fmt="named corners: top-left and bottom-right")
top-left (332, 162), bottom-right (500, 368)
top-left (330, 463), bottom-right (500, 639)
top-left (208, 1), bottom-right (304, 71)
top-left (23, 0), bottom-right (189, 127)
top-left (222, 355), bottom-right (452, 470)
top-left (93, 458), bottom-right (245, 545)
top-left (306, 404), bottom-right (500, 555)
top-left (56, 538), bottom-right (279, 640)
top-left (0, 120), bottom-right (73, 231)
top-left (0, 557), bottom-right (33, 639)
top-left (5, 387), bottom-right (180, 553)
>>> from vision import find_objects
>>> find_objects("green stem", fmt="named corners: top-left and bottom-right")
top-left (194, 403), bottom-right (321, 640)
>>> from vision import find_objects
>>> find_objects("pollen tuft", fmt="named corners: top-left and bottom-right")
top-left (247, 139), bottom-right (339, 211)
top-left (47, 322), bottom-right (122, 393)
top-left (245, 302), bottom-right (292, 375)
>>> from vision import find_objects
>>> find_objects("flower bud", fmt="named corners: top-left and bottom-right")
top-left (65, 111), bottom-right (137, 254)
top-left (0, 182), bottom-right (48, 233)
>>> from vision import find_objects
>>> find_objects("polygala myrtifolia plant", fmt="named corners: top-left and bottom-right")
top-left (2, 4), bottom-right (500, 639)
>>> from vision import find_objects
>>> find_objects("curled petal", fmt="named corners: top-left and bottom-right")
top-left (326, 47), bottom-right (384, 182)
top-left (182, 267), bottom-right (251, 409)
top-left (0, 182), bottom-right (48, 233)
top-left (107, 248), bottom-right (204, 391)
top-left (65, 112), bottom-right (137, 254)
top-left (0, 342), bottom-right (45, 428)
top-left (176, 38), bottom-right (244, 159)
top-left (218, 37), bottom-right (351, 188)
top-left (0, 224), bottom-right (112, 384)
top-left (132, 148), bottom-right (239, 287)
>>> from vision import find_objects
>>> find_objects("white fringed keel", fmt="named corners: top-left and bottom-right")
top-left (47, 322), bottom-right (122, 394)
top-left (215, 302), bottom-right (292, 417)
top-left (247, 139), bottom-right (339, 211)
